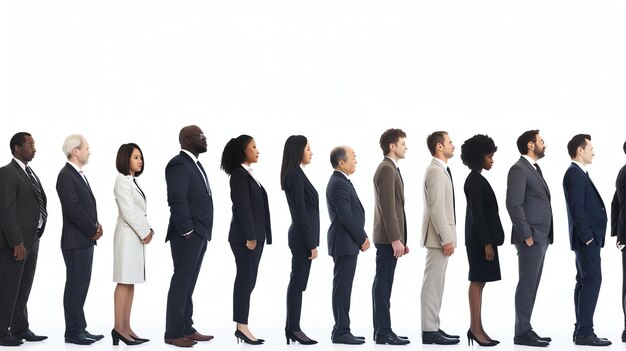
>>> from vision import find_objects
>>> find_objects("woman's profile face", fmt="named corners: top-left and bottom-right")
top-left (129, 148), bottom-right (143, 175)
top-left (482, 152), bottom-right (494, 171)
top-left (302, 142), bottom-right (312, 165)
top-left (244, 139), bottom-right (259, 164)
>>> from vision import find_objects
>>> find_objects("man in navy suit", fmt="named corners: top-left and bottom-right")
top-left (164, 125), bottom-right (214, 348)
top-left (56, 134), bottom-right (104, 345)
top-left (326, 146), bottom-right (370, 345)
top-left (563, 134), bottom-right (611, 347)
top-left (0, 133), bottom-right (48, 346)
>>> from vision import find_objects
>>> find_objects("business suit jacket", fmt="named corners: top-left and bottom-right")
top-left (284, 167), bottom-right (319, 250)
top-left (113, 173), bottom-right (151, 283)
top-left (165, 152), bottom-right (213, 241)
top-left (421, 159), bottom-right (456, 248)
top-left (327, 171), bottom-right (367, 257)
top-left (506, 157), bottom-right (553, 245)
top-left (563, 163), bottom-right (607, 250)
top-left (611, 164), bottom-right (626, 242)
top-left (373, 157), bottom-right (405, 245)
top-left (464, 171), bottom-right (504, 247)
top-left (228, 166), bottom-right (272, 244)
top-left (0, 160), bottom-right (47, 250)
top-left (56, 162), bottom-right (98, 250)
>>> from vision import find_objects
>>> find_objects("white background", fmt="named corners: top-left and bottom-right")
top-left (1, 0), bottom-right (625, 349)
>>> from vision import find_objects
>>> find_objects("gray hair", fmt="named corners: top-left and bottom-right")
top-left (62, 134), bottom-right (85, 159)
top-left (330, 146), bottom-right (348, 168)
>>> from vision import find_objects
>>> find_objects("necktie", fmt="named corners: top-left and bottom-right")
top-left (534, 163), bottom-right (544, 178)
top-left (196, 161), bottom-right (212, 196)
top-left (25, 166), bottom-right (47, 221)
top-left (397, 167), bottom-right (404, 185)
top-left (447, 166), bottom-right (456, 223)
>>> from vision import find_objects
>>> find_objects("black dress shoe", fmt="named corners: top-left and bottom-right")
top-left (0, 335), bottom-right (23, 346)
top-left (13, 328), bottom-right (47, 341)
top-left (333, 333), bottom-right (365, 345)
top-left (377, 332), bottom-right (410, 345)
top-left (65, 334), bottom-right (96, 345)
top-left (622, 330), bottom-right (626, 342)
top-left (439, 329), bottom-right (459, 339)
top-left (354, 335), bottom-right (365, 340)
top-left (84, 331), bottom-right (104, 341)
top-left (529, 330), bottom-right (551, 342)
top-left (514, 330), bottom-right (549, 347)
top-left (575, 334), bottom-right (612, 346)
top-left (422, 331), bottom-right (458, 345)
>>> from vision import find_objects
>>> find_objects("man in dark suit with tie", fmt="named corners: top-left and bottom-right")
top-left (372, 128), bottom-right (410, 346)
top-left (56, 134), bottom-right (104, 345)
top-left (327, 146), bottom-right (370, 345)
top-left (0, 133), bottom-right (48, 346)
top-left (505, 130), bottom-right (553, 347)
top-left (563, 134), bottom-right (611, 346)
top-left (164, 125), bottom-right (214, 348)
top-left (610, 141), bottom-right (626, 343)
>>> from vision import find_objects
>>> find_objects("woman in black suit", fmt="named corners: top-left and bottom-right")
top-left (280, 135), bottom-right (319, 345)
top-left (460, 134), bottom-right (504, 347)
top-left (221, 135), bottom-right (272, 345)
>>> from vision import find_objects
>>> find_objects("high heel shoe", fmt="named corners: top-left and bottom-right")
top-left (130, 336), bottom-right (149, 343)
top-left (467, 330), bottom-right (497, 347)
top-left (111, 329), bottom-right (142, 346)
top-left (235, 330), bottom-right (263, 345)
top-left (286, 330), bottom-right (318, 345)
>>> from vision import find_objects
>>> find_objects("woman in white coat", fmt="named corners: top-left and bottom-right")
top-left (112, 143), bottom-right (153, 345)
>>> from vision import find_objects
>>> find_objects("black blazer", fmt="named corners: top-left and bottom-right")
top-left (165, 152), bottom-right (214, 241)
top-left (463, 171), bottom-right (504, 247)
top-left (228, 166), bottom-right (272, 244)
top-left (326, 171), bottom-right (367, 257)
top-left (284, 167), bottom-right (320, 250)
top-left (0, 160), bottom-right (47, 250)
top-left (56, 162), bottom-right (98, 250)
top-left (563, 163), bottom-right (607, 250)
top-left (611, 164), bottom-right (626, 242)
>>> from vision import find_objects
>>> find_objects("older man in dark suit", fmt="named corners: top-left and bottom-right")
top-left (506, 130), bottom-right (553, 347)
top-left (327, 146), bottom-right (370, 345)
top-left (164, 125), bottom-right (214, 348)
top-left (563, 134), bottom-right (611, 346)
top-left (0, 133), bottom-right (48, 346)
top-left (56, 134), bottom-right (103, 345)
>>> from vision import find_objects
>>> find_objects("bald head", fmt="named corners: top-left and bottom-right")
top-left (178, 125), bottom-right (207, 157)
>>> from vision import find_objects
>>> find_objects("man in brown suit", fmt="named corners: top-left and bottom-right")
top-left (371, 128), bottom-right (410, 346)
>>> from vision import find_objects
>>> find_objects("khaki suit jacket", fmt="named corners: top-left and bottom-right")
top-left (421, 158), bottom-right (457, 248)
top-left (373, 157), bottom-right (406, 244)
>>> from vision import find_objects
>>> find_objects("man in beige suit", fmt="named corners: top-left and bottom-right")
top-left (372, 128), bottom-right (410, 346)
top-left (420, 131), bottom-right (459, 345)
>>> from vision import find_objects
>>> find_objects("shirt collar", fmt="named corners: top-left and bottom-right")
top-left (12, 157), bottom-right (27, 171)
top-left (572, 160), bottom-right (586, 172)
top-left (181, 149), bottom-right (198, 163)
top-left (432, 157), bottom-right (447, 169)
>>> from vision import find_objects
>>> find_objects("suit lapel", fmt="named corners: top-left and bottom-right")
top-left (65, 163), bottom-right (95, 200)
top-left (10, 159), bottom-right (42, 199)
top-left (519, 157), bottom-right (550, 198)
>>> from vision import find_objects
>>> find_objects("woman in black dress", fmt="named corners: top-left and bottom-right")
top-left (460, 134), bottom-right (504, 347)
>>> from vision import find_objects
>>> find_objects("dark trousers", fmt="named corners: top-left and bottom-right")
top-left (62, 246), bottom-right (93, 337)
top-left (165, 234), bottom-right (207, 339)
top-left (0, 240), bottom-right (39, 338)
top-left (514, 240), bottom-right (548, 335)
top-left (231, 242), bottom-right (264, 324)
top-left (372, 244), bottom-right (397, 336)
top-left (574, 241), bottom-right (602, 336)
top-left (285, 246), bottom-right (311, 332)
top-left (622, 248), bottom-right (626, 329)
top-left (332, 255), bottom-right (357, 338)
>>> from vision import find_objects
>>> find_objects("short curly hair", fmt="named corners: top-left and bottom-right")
top-left (460, 134), bottom-right (497, 171)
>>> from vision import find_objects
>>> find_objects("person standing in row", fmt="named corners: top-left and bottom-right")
top-left (372, 128), bottom-right (410, 346)
top-left (611, 141), bottom-right (626, 343)
top-left (112, 143), bottom-right (153, 346)
top-left (460, 134), bottom-right (503, 347)
top-left (221, 135), bottom-right (272, 345)
top-left (327, 146), bottom-right (370, 345)
top-left (563, 134), bottom-right (611, 346)
top-left (280, 135), bottom-right (319, 345)
top-left (164, 125), bottom-right (214, 348)
top-left (56, 134), bottom-right (104, 345)
top-left (0, 133), bottom-right (48, 346)
top-left (420, 131), bottom-right (459, 345)
top-left (505, 130), bottom-right (553, 347)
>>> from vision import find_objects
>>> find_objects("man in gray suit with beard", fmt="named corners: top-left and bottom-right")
top-left (506, 130), bottom-right (553, 347)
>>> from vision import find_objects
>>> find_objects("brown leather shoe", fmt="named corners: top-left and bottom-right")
top-left (185, 331), bottom-right (214, 341)
top-left (164, 337), bottom-right (197, 347)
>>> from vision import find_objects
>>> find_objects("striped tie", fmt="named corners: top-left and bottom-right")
top-left (25, 166), bottom-right (47, 222)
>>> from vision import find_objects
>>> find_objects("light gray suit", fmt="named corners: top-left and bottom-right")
top-left (505, 156), bottom-right (553, 336)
